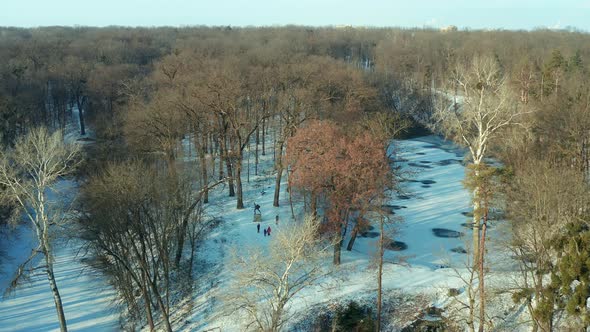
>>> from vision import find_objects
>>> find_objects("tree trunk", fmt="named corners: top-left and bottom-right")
top-left (472, 164), bottom-right (481, 267)
top-left (235, 154), bottom-right (244, 209)
top-left (274, 164), bottom-right (283, 207)
top-left (147, 278), bottom-right (172, 332)
top-left (346, 222), bottom-right (359, 251)
top-left (199, 134), bottom-right (209, 204)
top-left (273, 140), bottom-right (284, 207)
top-left (287, 168), bottom-right (295, 220)
top-left (46, 257), bottom-right (68, 332)
top-left (376, 216), bottom-right (384, 332)
top-left (262, 117), bottom-right (266, 156)
top-left (218, 135), bottom-right (225, 180)
top-left (478, 214), bottom-right (487, 332)
top-left (76, 97), bottom-right (86, 136)
top-left (141, 270), bottom-right (155, 331)
top-left (175, 216), bottom-right (188, 266)
top-left (255, 125), bottom-right (259, 175)
top-left (225, 154), bottom-right (235, 197)
top-left (333, 226), bottom-right (343, 265)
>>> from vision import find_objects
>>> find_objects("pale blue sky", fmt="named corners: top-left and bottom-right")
top-left (1, 0), bottom-right (589, 30)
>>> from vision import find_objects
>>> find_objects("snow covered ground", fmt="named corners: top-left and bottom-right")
top-left (177, 135), bottom-right (521, 331)
top-left (0, 239), bottom-right (120, 332)
top-left (0, 133), bottom-right (523, 331)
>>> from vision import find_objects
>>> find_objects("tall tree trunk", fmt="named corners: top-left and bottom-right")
top-left (255, 125), bottom-right (259, 175)
top-left (76, 96), bottom-right (86, 136)
top-left (148, 277), bottom-right (172, 332)
top-left (199, 134), bottom-right (209, 204)
top-left (287, 168), bottom-right (295, 220)
top-left (346, 222), bottom-right (359, 251)
top-left (218, 135), bottom-right (224, 180)
top-left (376, 216), bottom-right (384, 332)
top-left (226, 156), bottom-right (235, 197)
top-left (273, 142), bottom-right (284, 207)
top-left (221, 131), bottom-right (235, 197)
top-left (235, 154), bottom-right (244, 209)
top-left (142, 270), bottom-right (155, 331)
top-left (478, 213), bottom-right (488, 332)
top-left (46, 257), bottom-right (68, 332)
top-left (472, 163), bottom-right (481, 267)
top-left (333, 226), bottom-right (343, 265)
top-left (175, 216), bottom-right (188, 267)
top-left (262, 117), bottom-right (266, 156)
top-left (310, 192), bottom-right (318, 219)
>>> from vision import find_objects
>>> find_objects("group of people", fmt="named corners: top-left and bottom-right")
top-left (253, 203), bottom-right (279, 237)
top-left (257, 223), bottom-right (272, 236)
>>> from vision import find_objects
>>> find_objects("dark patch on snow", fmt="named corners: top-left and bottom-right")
top-left (416, 152), bottom-right (426, 155)
top-left (422, 144), bottom-right (441, 149)
top-left (421, 185), bottom-right (431, 188)
top-left (451, 247), bottom-right (467, 254)
top-left (390, 158), bottom-right (409, 163)
top-left (397, 195), bottom-right (411, 200)
top-left (381, 205), bottom-right (398, 214)
top-left (419, 160), bottom-right (432, 164)
top-left (408, 162), bottom-right (433, 169)
top-left (360, 231), bottom-right (380, 238)
top-left (387, 241), bottom-right (408, 251)
top-left (420, 180), bottom-right (436, 185)
top-left (435, 159), bottom-right (462, 166)
top-left (432, 228), bottom-right (464, 238)
top-left (461, 211), bottom-right (474, 217)
top-left (391, 205), bottom-right (407, 210)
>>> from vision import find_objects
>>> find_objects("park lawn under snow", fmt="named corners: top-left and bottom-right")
top-left (0, 133), bottom-right (524, 331)
top-left (177, 135), bottom-right (520, 331)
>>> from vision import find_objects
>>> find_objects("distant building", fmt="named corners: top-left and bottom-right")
top-left (441, 25), bottom-right (458, 32)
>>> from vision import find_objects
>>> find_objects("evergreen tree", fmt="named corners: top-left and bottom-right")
top-left (552, 221), bottom-right (590, 329)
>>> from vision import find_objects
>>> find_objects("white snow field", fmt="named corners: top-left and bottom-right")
top-left (0, 134), bottom-right (524, 331)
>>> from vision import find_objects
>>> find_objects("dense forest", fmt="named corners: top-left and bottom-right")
top-left (1, 26), bottom-right (590, 331)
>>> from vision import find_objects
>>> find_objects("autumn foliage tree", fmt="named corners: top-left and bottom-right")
top-left (287, 120), bottom-right (390, 264)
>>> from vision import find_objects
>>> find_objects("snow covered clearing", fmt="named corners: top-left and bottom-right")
top-left (177, 135), bottom-right (523, 331)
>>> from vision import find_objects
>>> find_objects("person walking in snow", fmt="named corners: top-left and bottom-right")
top-left (257, 223), bottom-right (260, 233)
top-left (263, 228), bottom-right (267, 236)
top-left (267, 226), bottom-right (271, 236)
top-left (254, 203), bottom-right (261, 215)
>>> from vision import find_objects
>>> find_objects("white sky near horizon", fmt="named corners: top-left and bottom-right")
top-left (1, 0), bottom-right (589, 31)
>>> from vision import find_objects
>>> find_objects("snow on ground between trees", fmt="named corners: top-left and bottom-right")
top-left (0, 134), bottom-right (526, 331)
top-left (179, 135), bottom-right (522, 331)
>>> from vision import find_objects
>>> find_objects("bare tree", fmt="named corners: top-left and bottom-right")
top-left (433, 55), bottom-right (525, 266)
top-left (222, 216), bottom-right (332, 331)
top-left (0, 127), bottom-right (80, 332)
